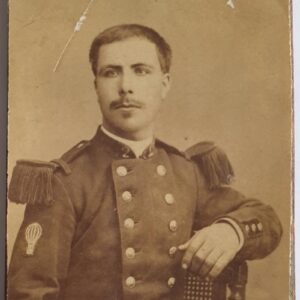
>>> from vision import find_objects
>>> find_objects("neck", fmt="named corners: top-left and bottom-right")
top-left (103, 121), bottom-right (154, 141)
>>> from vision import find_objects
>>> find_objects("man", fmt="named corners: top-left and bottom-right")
top-left (8, 24), bottom-right (282, 300)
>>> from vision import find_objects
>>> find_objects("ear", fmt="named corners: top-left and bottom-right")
top-left (161, 73), bottom-right (171, 99)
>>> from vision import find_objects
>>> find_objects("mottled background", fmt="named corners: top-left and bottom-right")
top-left (8, 1), bottom-right (291, 299)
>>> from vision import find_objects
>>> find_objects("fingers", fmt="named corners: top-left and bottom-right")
top-left (197, 249), bottom-right (222, 278)
top-left (180, 237), bottom-right (233, 279)
top-left (208, 253), bottom-right (234, 279)
top-left (178, 230), bottom-right (201, 251)
top-left (189, 242), bottom-right (212, 274)
top-left (179, 224), bottom-right (238, 279)
top-left (180, 234), bottom-right (205, 270)
top-left (189, 249), bottom-right (231, 279)
top-left (178, 240), bottom-right (190, 251)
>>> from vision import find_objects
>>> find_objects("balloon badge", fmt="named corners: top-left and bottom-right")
top-left (25, 223), bottom-right (43, 256)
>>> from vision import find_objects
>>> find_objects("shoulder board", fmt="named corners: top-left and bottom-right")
top-left (185, 141), bottom-right (234, 189)
top-left (52, 140), bottom-right (91, 175)
top-left (155, 139), bottom-right (186, 158)
top-left (60, 140), bottom-right (90, 163)
top-left (8, 140), bottom-right (91, 206)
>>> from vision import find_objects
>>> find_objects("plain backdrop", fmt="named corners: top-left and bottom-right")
top-left (8, 1), bottom-right (292, 299)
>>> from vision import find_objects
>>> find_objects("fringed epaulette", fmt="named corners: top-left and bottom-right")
top-left (8, 140), bottom-right (91, 206)
top-left (8, 160), bottom-right (59, 206)
top-left (185, 141), bottom-right (234, 189)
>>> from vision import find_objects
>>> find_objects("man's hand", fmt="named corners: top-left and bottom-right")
top-left (178, 223), bottom-right (241, 279)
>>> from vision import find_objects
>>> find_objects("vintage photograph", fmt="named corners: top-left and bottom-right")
top-left (7, 1), bottom-right (292, 299)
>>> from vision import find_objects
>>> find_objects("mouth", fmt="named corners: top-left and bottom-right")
top-left (113, 103), bottom-right (142, 110)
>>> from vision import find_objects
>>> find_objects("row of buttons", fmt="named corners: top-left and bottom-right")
top-left (245, 222), bottom-right (263, 233)
top-left (124, 244), bottom-right (177, 291)
top-left (125, 276), bottom-right (176, 288)
top-left (124, 218), bottom-right (178, 232)
top-left (118, 163), bottom-right (176, 291)
top-left (121, 191), bottom-right (175, 205)
top-left (124, 245), bottom-right (177, 259)
top-left (116, 164), bottom-right (167, 177)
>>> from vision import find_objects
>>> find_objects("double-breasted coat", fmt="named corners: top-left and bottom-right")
top-left (7, 128), bottom-right (282, 300)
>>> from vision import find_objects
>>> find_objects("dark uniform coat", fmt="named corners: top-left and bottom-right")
top-left (8, 128), bottom-right (282, 300)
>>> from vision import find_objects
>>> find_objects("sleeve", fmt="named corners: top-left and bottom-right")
top-left (192, 165), bottom-right (283, 261)
top-left (7, 174), bottom-right (76, 300)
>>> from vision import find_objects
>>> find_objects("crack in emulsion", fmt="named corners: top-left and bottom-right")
top-left (226, 0), bottom-right (235, 9)
top-left (53, 0), bottom-right (95, 72)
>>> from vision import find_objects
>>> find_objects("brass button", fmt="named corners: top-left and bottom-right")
top-left (116, 166), bottom-right (128, 176)
top-left (169, 220), bottom-right (177, 232)
top-left (124, 218), bottom-right (135, 229)
top-left (167, 277), bottom-right (176, 288)
top-left (125, 276), bottom-right (136, 288)
top-left (245, 225), bottom-right (250, 232)
top-left (257, 222), bottom-right (263, 231)
top-left (251, 224), bottom-right (257, 232)
top-left (165, 193), bottom-right (175, 205)
top-left (122, 191), bottom-right (132, 202)
top-left (169, 246), bottom-right (177, 256)
top-left (157, 165), bottom-right (167, 176)
top-left (125, 247), bottom-right (136, 259)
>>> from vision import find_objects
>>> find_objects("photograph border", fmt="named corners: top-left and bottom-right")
top-left (0, 0), bottom-right (8, 299)
top-left (3, 1), bottom-right (297, 299)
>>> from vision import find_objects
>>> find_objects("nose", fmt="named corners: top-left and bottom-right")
top-left (119, 72), bottom-right (134, 95)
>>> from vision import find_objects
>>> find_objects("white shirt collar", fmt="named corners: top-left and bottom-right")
top-left (101, 126), bottom-right (153, 158)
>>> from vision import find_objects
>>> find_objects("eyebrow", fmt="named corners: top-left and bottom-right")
top-left (131, 63), bottom-right (154, 69)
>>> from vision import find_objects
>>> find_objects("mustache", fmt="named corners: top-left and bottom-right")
top-left (110, 97), bottom-right (143, 110)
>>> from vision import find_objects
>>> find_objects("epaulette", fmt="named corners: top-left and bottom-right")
top-left (185, 141), bottom-right (234, 189)
top-left (155, 139), bottom-right (186, 157)
top-left (8, 140), bottom-right (90, 206)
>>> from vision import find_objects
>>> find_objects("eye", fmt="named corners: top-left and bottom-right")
top-left (134, 66), bottom-right (151, 76)
top-left (101, 68), bottom-right (119, 78)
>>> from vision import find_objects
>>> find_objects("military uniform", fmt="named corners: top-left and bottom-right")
top-left (8, 127), bottom-right (282, 300)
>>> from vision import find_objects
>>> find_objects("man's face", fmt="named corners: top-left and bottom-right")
top-left (94, 37), bottom-right (170, 140)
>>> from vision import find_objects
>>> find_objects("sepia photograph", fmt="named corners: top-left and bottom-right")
top-left (7, 1), bottom-right (292, 299)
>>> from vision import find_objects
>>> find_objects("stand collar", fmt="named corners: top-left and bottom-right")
top-left (93, 126), bottom-right (156, 160)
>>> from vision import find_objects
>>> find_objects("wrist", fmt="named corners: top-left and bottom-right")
top-left (213, 219), bottom-right (244, 251)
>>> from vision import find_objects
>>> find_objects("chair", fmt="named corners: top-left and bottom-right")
top-left (183, 262), bottom-right (248, 300)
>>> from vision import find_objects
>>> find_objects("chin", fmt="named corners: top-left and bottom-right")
top-left (111, 119), bottom-right (150, 138)
top-left (116, 122), bottom-right (143, 133)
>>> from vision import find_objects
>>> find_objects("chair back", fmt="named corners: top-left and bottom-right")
top-left (183, 262), bottom-right (248, 300)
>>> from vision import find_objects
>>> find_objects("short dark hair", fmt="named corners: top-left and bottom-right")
top-left (89, 24), bottom-right (172, 75)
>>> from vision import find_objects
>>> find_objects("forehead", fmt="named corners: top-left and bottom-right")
top-left (97, 37), bottom-right (161, 68)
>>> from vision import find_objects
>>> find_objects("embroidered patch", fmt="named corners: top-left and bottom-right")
top-left (25, 223), bottom-right (42, 256)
